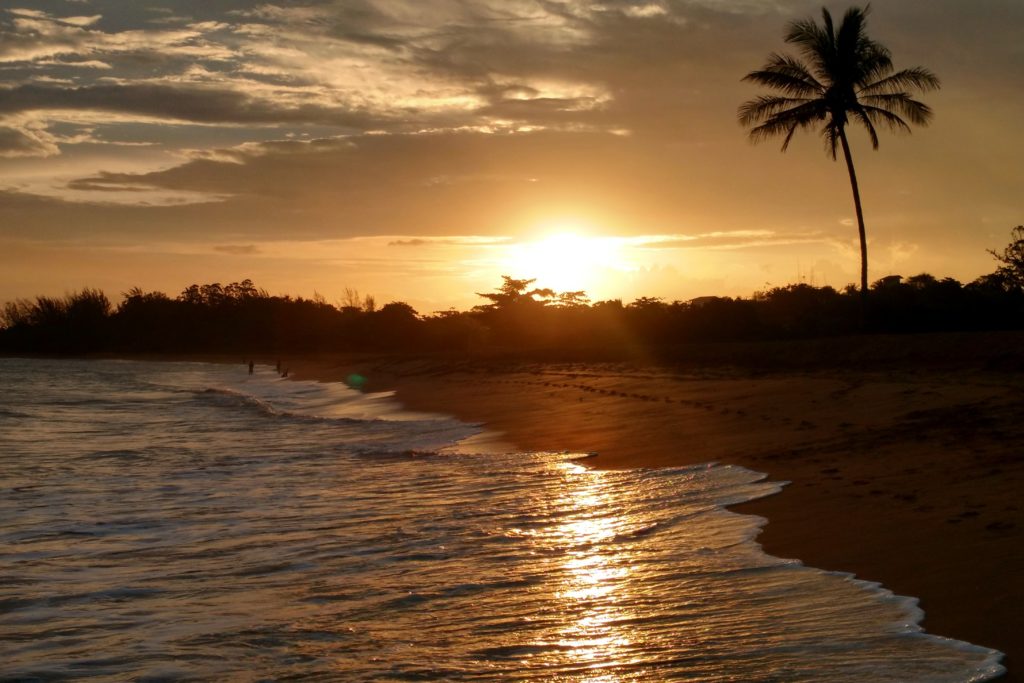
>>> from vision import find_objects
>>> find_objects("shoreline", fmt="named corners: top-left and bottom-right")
top-left (279, 343), bottom-right (1022, 681)
top-left (10, 336), bottom-right (1019, 678)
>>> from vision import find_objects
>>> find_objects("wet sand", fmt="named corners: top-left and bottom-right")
top-left (281, 334), bottom-right (1023, 680)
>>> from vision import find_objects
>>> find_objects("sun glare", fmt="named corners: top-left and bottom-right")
top-left (504, 231), bottom-right (628, 295)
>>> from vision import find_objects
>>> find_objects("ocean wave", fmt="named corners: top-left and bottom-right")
top-left (0, 358), bottom-right (1006, 682)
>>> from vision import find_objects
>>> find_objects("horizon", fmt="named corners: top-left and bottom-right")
top-left (2, 266), bottom-right (1009, 317)
top-left (2, 1), bottom-right (1022, 313)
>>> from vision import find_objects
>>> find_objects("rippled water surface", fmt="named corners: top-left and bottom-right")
top-left (0, 358), bottom-right (1005, 681)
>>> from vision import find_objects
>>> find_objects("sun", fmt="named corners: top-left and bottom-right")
top-left (503, 231), bottom-right (628, 295)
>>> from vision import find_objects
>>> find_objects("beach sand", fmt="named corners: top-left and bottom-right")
top-left (281, 334), bottom-right (1023, 680)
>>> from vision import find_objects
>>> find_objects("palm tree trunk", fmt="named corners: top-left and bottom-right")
top-left (838, 127), bottom-right (868, 296)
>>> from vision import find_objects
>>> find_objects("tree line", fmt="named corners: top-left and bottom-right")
top-left (2, 228), bottom-right (1022, 358)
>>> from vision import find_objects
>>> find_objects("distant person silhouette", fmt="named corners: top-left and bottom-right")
top-left (248, 360), bottom-right (254, 375)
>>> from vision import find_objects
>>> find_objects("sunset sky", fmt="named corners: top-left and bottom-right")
top-left (1, 0), bottom-right (1021, 313)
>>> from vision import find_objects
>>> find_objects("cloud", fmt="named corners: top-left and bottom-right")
top-left (0, 123), bottom-right (59, 157)
top-left (56, 129), bottom-right (645, 220)
top-left (0, 82), bottom-right (377, 128)
top-left (213, 244), bottom-right (261, 255)
top-left (387, 236), bottom-right (510, 247)
top-left (35, 58), bottom-right (112, 69)
top-left (388, 238), bottom-right (429, 247)
top-left (59, 15), bottom-right (102, 27)
top-left (0, 8), bottom-right (236, 64)
top-left (0, 128), bottom-right (663, 239)
top-left (0, 0), bottom-right (784, 168)
top-left (65, 174), bottom-right (150, 192)
top-left (635, 230), bottom-right (836, 251)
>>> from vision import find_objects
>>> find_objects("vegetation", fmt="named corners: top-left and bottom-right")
top-left (739, 5), bottom-right (940, 295)
top-left (988, 225), bottom-right (1024, 291)
top-left (2, 229), bottom-right (1022, 359)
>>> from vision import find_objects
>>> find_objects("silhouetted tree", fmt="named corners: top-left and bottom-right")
top-left (179, 284), bottom-right (204, 306)
top-left (1, 299), bottom-right (33, 329)
top-left (739, 5), bottom-right (939, 295)
top-left (755, 283), bottom-right (854, 336)
top-left (474, 276), bottom-right (549, 311)
top-left (66, 289), bottom-right (112, 350)
top-left (423, 308), bottom-right (489, 351)
top-left (116, 288), bottom-right (179, 351)
top-left (555, 290), bottom-right (590, 307)
top-left (340, 287), bottom-right (376, 313)
top-left (0, 289), bottom-right (110, 352)
top-left (370, 302), bottom-right (421, 349)
top-left (225, 279), bottom-right (261, 301)
top-left (989, 226), bottom-right (1024, 291)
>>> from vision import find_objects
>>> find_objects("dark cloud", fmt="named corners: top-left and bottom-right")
top-left (0, 124), bottom-right (58, 157)
top-left (0, 0), bottom-right (788, 145)
top-left (65, 174), bottom-right (151, 192)
top-left (0, 83), bottom-right (377, 128)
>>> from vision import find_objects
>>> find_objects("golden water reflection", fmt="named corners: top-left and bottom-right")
top-left (551, 462), bottom-right (638, 679)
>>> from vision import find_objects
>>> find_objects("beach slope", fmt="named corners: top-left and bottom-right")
top-left (285, 336), bottom-right (1023, 680)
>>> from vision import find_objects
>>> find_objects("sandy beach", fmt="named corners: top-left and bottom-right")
top-left (282, 332), bottom-right (1024, 681)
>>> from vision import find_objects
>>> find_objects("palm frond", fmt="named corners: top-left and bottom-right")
top-left (737, 95), bottom-right (810, 126)
top-left (742, 53), bottom-right (823, 96)
top-left (821, 122), bottom-right (841, 159)
top-left (860, 67), bottom-right (940, 95)
top-left (859, 103), bottom-right (922, 132)
top-left (786, 11), bottom-right (834, 80)
top-left (780, 122), bottom-right (801, 151)
top-left (861, 94), bottom-right (933, 125)
top-left (749, 116), bottom-right (817, 150)
top-left (746, 100), bottom-right (828, 149)
top-left (851, 108), bottom-right (881, 148)
top-left (836, 5), bottom-right (869, 60)
top-left (836, 8), bottom-right (894, 91)
top-left (855, 44), bottom-right (894, 85)
top-left (786, 13), bottom-right (829, 51)
top-left (738, 95), bottom-right (822, 127)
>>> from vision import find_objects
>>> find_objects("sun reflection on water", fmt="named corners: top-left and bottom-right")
top-left (550, 462), bottom-right (637, 678)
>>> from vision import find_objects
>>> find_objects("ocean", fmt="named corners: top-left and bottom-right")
top-left (0, 358), bottom-right (1005, 681)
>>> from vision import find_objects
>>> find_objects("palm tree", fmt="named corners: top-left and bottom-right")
top-left (738, 5), bottom-right (939, 296)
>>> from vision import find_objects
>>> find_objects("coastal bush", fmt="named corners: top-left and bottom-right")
top-left (2, 259), bottom-right (1022, 357)
top-left (989, 226), bottom-right (1024, 291)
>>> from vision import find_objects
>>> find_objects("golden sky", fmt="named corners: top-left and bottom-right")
top-left (1, 0), bottom-right (1021, 312)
